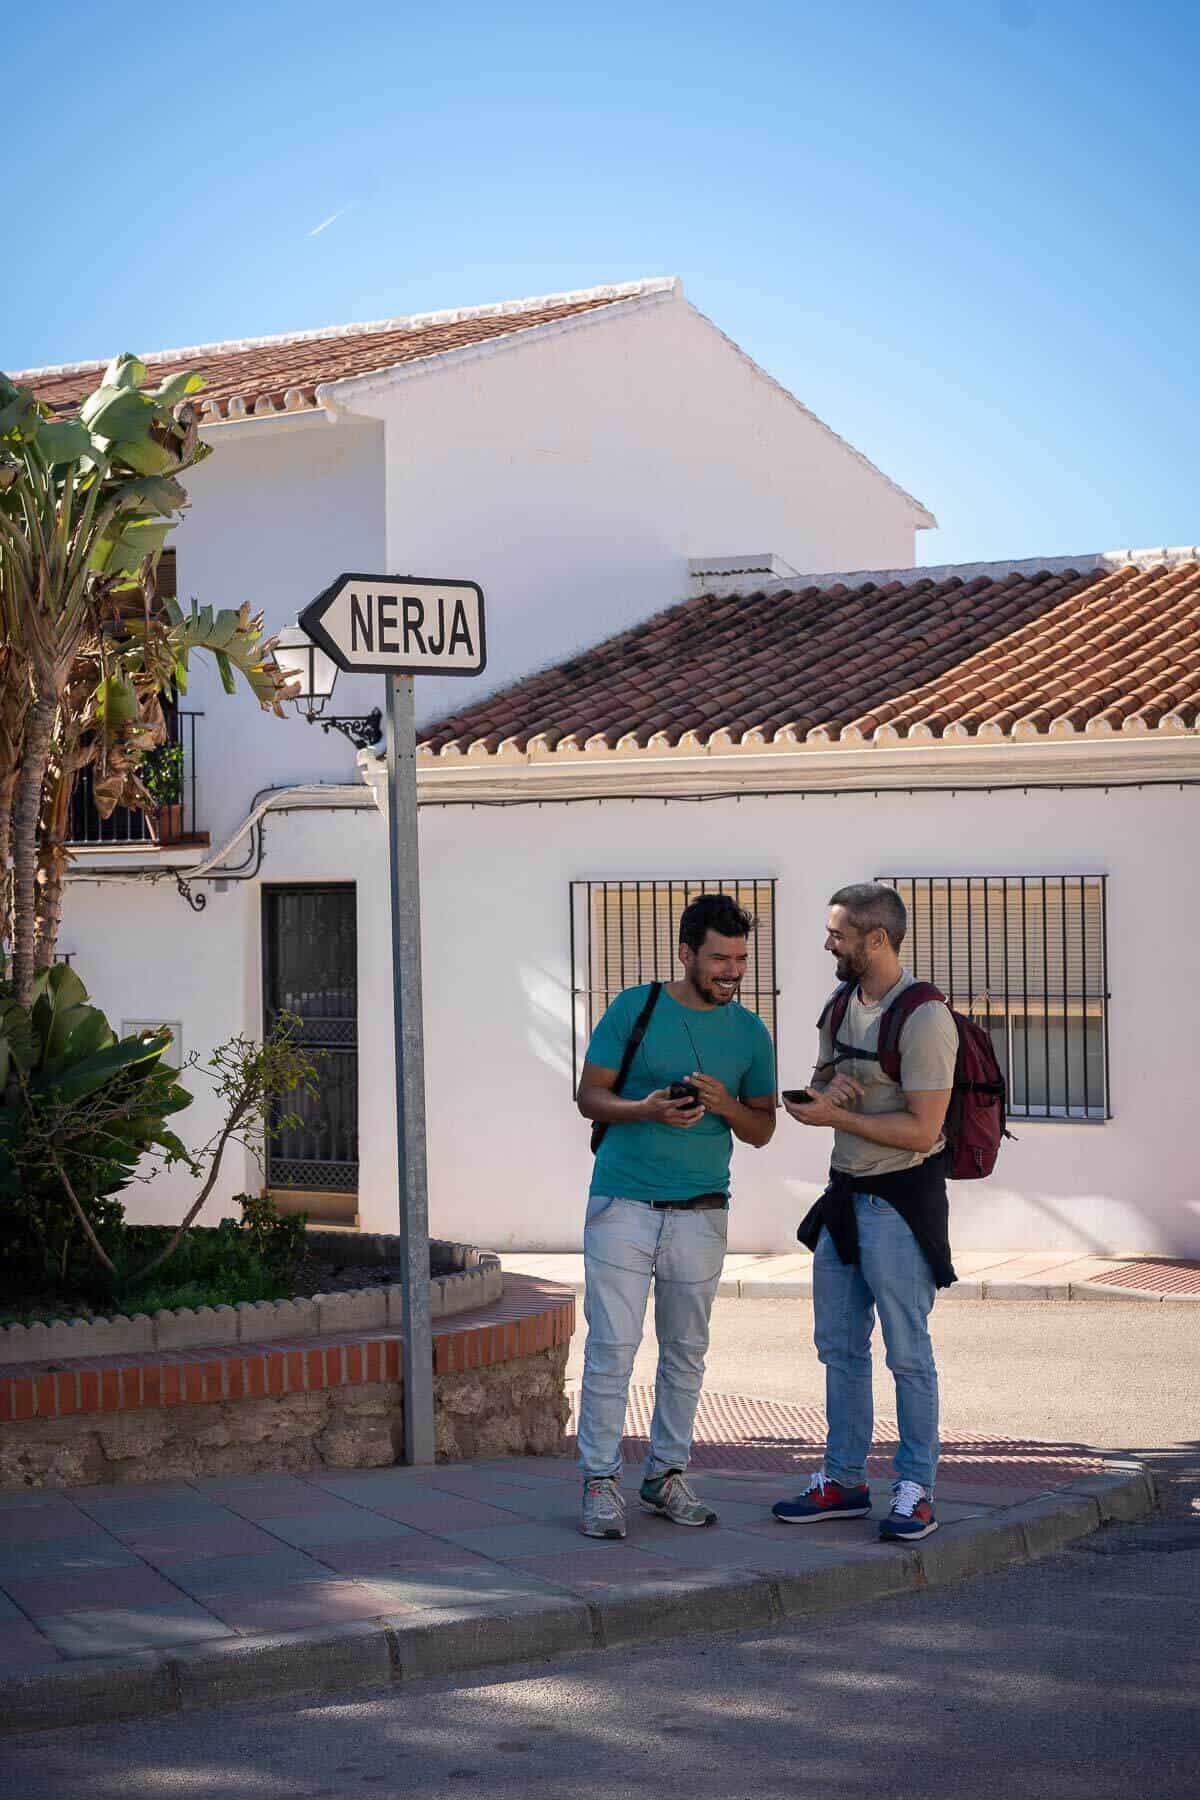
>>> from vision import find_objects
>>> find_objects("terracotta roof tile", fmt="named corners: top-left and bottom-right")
top-left (419, 556), bottom-right (1200, 757)
top-left (11, 282), bottom-right (667, 422)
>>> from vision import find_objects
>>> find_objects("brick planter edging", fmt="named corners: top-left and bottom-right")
top-left (0, 1276), bottom-right (572, 1428)
top-left (0, 1240), bottom-right (501, 1367)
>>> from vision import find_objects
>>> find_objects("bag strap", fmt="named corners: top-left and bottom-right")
top-left (818, 980), bottom-right (856, 1048)
top-left (612, 980), bottom-right (663, 1097)
top-left (876, 981), bottom-right (947, 1081)
top-left (591, 981), bottom-right (663, 1153)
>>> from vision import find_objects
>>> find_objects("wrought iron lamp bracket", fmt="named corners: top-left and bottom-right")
top-left (317, 707), bottom-right (383, 749)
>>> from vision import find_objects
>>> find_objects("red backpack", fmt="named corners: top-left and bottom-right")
top-left (821, 981), bottom-right (1012, 1180)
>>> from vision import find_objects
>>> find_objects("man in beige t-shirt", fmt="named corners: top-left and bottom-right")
top-left (774, 884), bottom-right (956, 1545)
top-left (817, 971), bottom-right (959, 1180)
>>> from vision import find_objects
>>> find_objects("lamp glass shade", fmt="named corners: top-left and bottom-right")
top-left (273, 624), bottom-right (339, 703)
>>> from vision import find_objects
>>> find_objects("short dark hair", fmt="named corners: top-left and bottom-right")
top-left (829, 882), bottom-right (907, 951)
top-left (679, 893), bottom-right (755, 951)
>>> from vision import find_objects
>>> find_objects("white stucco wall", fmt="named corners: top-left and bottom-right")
top-left (354, 294), bottom-right (923, 724)
top-left (170, 412), bottom-right (387, 848)
top-left (61, 779), bottom-right (1200, 1258)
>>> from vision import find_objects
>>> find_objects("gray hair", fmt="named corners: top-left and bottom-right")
top-left (829, 883), bottom-right (908, 951)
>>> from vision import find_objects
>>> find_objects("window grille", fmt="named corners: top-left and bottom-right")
top-left (877, 875), bottom-right (1110, 1120)
top-left (569, 878), bottom-right (778, 1093)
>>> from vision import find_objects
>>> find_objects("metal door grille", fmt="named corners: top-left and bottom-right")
top-left (877, 874), bottom-right (1110, 1119)
top-left (262, 885), bottom-right (359, 1190)
top-left (569, 877), bottom-right (778, 1093)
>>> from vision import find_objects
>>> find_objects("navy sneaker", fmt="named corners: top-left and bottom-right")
top-left (879, 1480), bottom-right (938, 1541)
top-left (772, 1470), bottom-right (872, 1524)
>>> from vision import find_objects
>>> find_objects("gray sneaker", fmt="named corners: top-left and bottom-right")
top-left (581, 1476), bottom-right (627, 1539)
top-left (639, 1470), bottom-right (718, 1527)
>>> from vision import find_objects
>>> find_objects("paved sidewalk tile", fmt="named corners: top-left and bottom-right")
top-left (304, 1539), bottom-right (500, 1575)
top-left (356, 1565), bottom-right (569, 1612)
top-left (254, 1510), bottom-right (415, 1549)
top-left (0, 1505), bottom-right (103, 1545)
top-left (0, 1624), bottom-right (63, 1669)
top-left (38, 1601), bottom-right (228, 1659)
top-left (510, 1549), bottom-right (700, 1590)
top-left (363, 1495), bottom-right (543, 1530)
top-left (120, 1520), bottom-right (285, 1560)
top-left (152, 1548), bottom-right (328, 1597)
top-left (0, 1539), bottom-right (141, 1583)
top-left (2, 1566), bottom-right (186, 1618)
top-left (202, 1581), bottom-right (398, 1635)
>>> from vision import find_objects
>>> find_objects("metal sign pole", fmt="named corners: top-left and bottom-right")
top-left (385, 672), bottom-right (435, 1464)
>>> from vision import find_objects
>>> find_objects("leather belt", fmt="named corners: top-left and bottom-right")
top-left (644, 1193), bottom-right (728, 1211)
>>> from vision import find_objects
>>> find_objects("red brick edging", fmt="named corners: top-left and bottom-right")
top-left (0, 1274), bottom-right (574, 1425)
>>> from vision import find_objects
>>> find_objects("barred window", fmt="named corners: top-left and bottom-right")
top-left (877, 876), bottom-right (1110, 1120)
top-left (569, 878), bottom-right (778, 1093)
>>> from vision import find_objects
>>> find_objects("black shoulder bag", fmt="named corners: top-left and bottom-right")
top-left (589, 981), bottom-right (663, 1154)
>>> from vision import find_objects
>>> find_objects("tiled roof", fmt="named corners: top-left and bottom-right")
top-left (12, 281), bottom-right (670, 423)
top-left (417, 551), bottom-right (1200, 759)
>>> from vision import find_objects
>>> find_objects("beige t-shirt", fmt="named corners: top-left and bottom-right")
top-left (817, 970), bottom-right (958, 1178)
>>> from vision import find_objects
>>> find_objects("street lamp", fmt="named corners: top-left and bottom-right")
top-left (273, 623), bottom-right (382, 748)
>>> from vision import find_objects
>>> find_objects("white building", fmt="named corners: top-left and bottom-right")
top-left (20, 290), bottom-right (1200, 1256)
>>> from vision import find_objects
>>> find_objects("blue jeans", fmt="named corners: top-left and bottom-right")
top-left (813, 1192), bottom-right (939, 1493)
top-left (577, 1194), bottom-right (728, 1480)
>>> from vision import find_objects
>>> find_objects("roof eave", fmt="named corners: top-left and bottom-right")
top-left (316, 279), bottom-right (683, 419)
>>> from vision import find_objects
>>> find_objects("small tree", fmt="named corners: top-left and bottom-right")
top-left (0, 356), bottom-right (294, 1001)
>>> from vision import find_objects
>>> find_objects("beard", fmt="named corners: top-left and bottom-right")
top-left (689, 970), bottom-right (740, 1006)
top-left (833, 951), bottom-right (867, 984)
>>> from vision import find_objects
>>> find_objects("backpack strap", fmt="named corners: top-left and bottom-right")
top-left (817, 980), bottom-right (856, 1054)
top-left (875, 981), bottom-right (947, 1082)
top-left (590, 982), bottom-right (663, 1153)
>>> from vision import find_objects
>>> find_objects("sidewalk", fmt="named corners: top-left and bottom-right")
top-left (0, 1392), bottom-right (1154, 1733)
top-left (503, 1251), bottom-right (1200, 1302)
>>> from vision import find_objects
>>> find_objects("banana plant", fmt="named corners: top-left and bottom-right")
top-left (0, 356), bottom-right (294, 998)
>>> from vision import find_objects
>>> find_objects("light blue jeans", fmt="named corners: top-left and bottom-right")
top-left (813, 1192), bottom-right (939, 1494)
top-left (577, 1194), bottom-right (728, 1480)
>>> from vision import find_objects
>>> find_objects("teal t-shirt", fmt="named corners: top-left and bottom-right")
top-left (586, 983), bottom-right (776, 1203)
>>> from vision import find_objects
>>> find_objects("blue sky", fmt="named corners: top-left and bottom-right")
top-left (7, 1), bottom-right (1198, 565)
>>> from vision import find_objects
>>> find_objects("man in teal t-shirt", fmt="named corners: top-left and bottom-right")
top-left (575, 894), bottom-right (776, 1539)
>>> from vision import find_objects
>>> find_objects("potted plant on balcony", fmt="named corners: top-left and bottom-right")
top-left (143, 741), bottom-right (185, 843)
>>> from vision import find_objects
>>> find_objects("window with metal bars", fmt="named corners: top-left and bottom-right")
top-left (569, 878), bottom-right (778, 1093)
top-left (876, 875), bottom-right (1110, 1120)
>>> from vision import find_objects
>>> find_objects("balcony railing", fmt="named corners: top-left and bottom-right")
top-left (67, 710), bottom-right (203, 848)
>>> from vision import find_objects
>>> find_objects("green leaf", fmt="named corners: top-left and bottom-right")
top-left (36, 419), bottom-right (92, 464)
top-left (61, 1007), bottom-right (116, 1066)
top-left (79, 385), bottom-right (154, 439)
top-left (107, 435), bottom-right (178, 477)
top-left (214, 649), bottom-right (236, 694)
top-left (31, 1033), bottom-right (167, 1105)
top-left (29, 963), bottom-right (90, 1063)
top-left (101, 353), bottom-right (148, 391)
top-left (152, 371), bottom-right (205, 407)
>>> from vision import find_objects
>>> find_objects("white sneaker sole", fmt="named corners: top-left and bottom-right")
top-left (773, 1507), bottom-right (872, 1524)
top-left (581, 1525), bottom-right (626, 1539)
top-left (638, 1497), bottom-right (718, 1527)
top-left (879, 1518), bottom-right (938, 1541)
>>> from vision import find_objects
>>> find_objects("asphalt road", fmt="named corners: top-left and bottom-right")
top-left (8, 1298), bottom-right (1198, 1795)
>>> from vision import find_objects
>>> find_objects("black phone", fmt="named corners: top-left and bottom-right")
top-left (781, 1087), bottom-right (816, 1105)
top-left (668, 1081), bottom-right (701, 1104)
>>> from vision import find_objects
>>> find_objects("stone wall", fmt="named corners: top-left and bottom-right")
top-left (0, 1346), bottom-right (569, 1490)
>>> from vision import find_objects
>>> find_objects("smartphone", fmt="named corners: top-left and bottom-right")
top-left (781, 1088), bottom-right (816, 1105)
top-left (668, 1080), bottom-right (701, 1103)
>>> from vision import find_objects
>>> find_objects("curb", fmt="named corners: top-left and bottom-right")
top-left (0, 1465), bottom-right (1155, 1735)
top-left (542, 1272), bottom-right (1199, 1304)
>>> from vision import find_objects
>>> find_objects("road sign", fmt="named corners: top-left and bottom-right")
top-left (300, 573), bottom-right (486, 678)
top-left (297, 570), bottom-right (487, 1467)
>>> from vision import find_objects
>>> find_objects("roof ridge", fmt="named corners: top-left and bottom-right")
top-left (742, 547), bottom-right (1200, 593)
top-left (10, 278), bottom-right (678, 383)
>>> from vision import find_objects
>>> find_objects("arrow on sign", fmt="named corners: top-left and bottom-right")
top-left (299, 573), bottom-right (486, 677)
